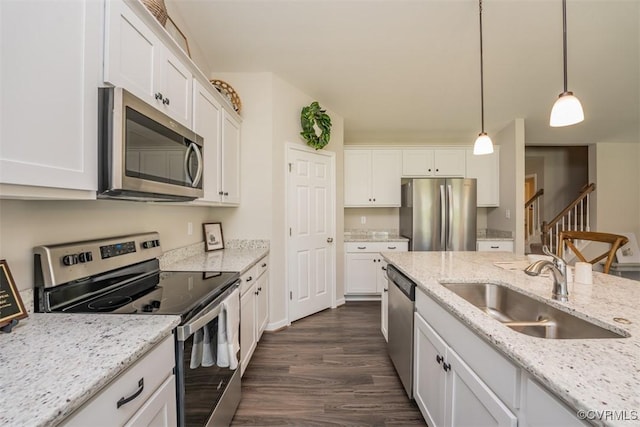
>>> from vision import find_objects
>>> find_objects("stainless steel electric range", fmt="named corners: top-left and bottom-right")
top-left (34, 232), bottom-right (241, 427)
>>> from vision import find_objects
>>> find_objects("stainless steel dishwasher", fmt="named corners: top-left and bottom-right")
top-left (386, 264), bottom-right (416, 398)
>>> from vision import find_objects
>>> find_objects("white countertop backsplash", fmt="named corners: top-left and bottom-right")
top-left (0, 314), bottom-right (179, 427)
top-left (383, 251), bottom-right (640, 427)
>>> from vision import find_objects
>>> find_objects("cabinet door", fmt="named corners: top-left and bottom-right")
top-left (104, 0), bottom-right (159, 105)
top-left (124, 375), bottom-right (177, 427)
top-left (344, 150), bottom-right (372, 206)
top-left (380, 267), bottom-right (389, 341)
top-left (402, 149), bottom-right (434, 177)
top-left (477, 240), bottom-right (514, 252)
top-left (221, 111), bottom-right (241, 205)
top-left (434, 150), bottom-right (466, 177)
top-left (466, 148), bottom-right (499, 206)
top-left (414, 313), bottom-right (448, 427)
top-left (0, 0), bottom-right (100, 196)
top-left (519, 375), bottom-right (588, 427)
top-left (256, 273), bottom-right (269, 340)
top-left (345, 253), bottom-right (378, 294)
top-left (371, 150), bottom-right (402, 206)
top-left (193, 81), bottom-right (222, 203)
top-left (240, 285), bottom-right (257, 376)
top-left (158, 49), bottom-right (192, 127)
top-left (446, 349), bottom-right (517, 427)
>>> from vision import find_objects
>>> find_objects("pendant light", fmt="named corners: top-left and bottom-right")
top-left (549, 0), bottom-right (584, 127)
top-left (473, 0), bottom-right (493, 155)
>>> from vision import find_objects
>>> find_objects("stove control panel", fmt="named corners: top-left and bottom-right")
top-left (34, 232), bottom-right (162, 288)
top-left (100, 241), bottom-right (136, 259)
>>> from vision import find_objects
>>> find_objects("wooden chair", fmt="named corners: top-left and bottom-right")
top-left (557, 231), bottom-right (629, 274)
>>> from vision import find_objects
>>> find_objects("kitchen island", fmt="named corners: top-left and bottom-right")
top-left (383, 251), bottom-right (640, 426)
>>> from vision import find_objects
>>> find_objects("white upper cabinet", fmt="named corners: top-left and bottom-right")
top-left (192, 81), bottom-right (241, 206)
top-left (466, 147), bottom-right (500, 207)
top-left (344, 149), bottom-right (401, 207)
top-left (192, 80), bottom-right (222, 203)
top-left (221, 111), bottom-right (241, 205)
top-left (0, 0), bottom-right (102, 199)
top-left (402, 149), bottom-right (465, 177)
top-left (104, 0), bottom-right (192, 127)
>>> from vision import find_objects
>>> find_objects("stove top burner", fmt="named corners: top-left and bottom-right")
top-left (87, 295), bottom-right (132, 311)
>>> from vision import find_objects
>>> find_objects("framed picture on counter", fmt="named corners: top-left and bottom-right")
top-left (0, 259), bottom-right (28, 331)
top-left (203, 222), bottom-right (225, 251)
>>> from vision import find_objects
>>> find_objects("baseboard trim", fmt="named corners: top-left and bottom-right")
top-left (344, 295), bottom-right (382, 302)
top-left (335, 297), bottom-right (346, 307)
top-left (265, 318), bottom-right (289, 331)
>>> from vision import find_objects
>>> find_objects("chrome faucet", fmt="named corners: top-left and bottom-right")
top-left (524, 246), bottom-right (569, 302)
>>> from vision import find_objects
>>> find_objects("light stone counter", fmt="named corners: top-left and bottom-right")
top-left (344, 229), bottom-right (409, 243)
top-left (382, 251), bottom-right (640, 427)
top-left (161, 240), bottom-right (269, 274)
top-left (0, 313), bottom-right (180, 427)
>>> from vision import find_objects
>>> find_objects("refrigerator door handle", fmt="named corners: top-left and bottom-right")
top-left (447, 184), bottom-right (454, 249)
top-left (440, 184), bottom-right (446, 250)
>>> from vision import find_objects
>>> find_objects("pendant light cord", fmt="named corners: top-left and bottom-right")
top-left (562, 0), bottom-right (568, 93)
top-left (479, 0), bottom-right (486, 133)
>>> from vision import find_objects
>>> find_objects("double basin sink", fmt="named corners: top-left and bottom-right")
top-left (441, 282), bottom-right (626, 339)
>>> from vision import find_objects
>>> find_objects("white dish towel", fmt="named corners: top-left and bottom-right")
top-left (217, 288), bottom-right (240, 370)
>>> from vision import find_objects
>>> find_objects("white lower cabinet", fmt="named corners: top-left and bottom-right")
top-left (240, 255), bottom-right (269, 376)
top-left (477, 240), bottom-right (514, 252)
top-left (519, 374), bottom-right (588, 427)
top-left (62, 335), bottom-right (176, 427)
top-left (414, 313), bottom-right (516, 427)
top-left (380, 262), bottom-right (389, 341)
top-left (344, 242), bottom-right (407, 296)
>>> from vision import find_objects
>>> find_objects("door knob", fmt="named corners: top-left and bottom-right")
top-left (327, 237), bottom-right (334, 243)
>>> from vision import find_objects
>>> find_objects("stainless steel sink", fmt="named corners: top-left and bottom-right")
top-left (441, 282), bottom-right (626, 339)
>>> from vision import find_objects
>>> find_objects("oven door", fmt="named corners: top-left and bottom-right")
top-left (175, 284), bottom-right (241, 427)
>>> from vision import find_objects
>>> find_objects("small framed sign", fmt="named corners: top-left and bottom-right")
top-left (0, 260), bottom-right (28, 331)
top-left (203, 223), bottom-right (225, 252)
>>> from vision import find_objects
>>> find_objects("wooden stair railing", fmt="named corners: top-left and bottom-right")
top-left (525, 188), bottom-right (544, 243)
top-left (541, 183), bottom-right (595, 254)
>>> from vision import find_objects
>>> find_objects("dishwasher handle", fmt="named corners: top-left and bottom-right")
top-left (386, 264), bottom-right (416, 301)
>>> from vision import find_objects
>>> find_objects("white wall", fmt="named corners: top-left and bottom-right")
top-left (212, 72), bottom-right (345, 327)
top-left (594, 142), bottom-right (640, 238)
top-left (0, 200), bottom-right (220, 293)
top-left (488, 119), bottom-right (526, 254)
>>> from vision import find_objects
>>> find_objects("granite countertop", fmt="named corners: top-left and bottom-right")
top-left (382, 251), bottom-right (640, 427)
top-left (0, 313), bottom-right (180, 427)
top-left (161, 240), bottom-right (269, 274)
top-left (344, 230), bottom-right (409, 243)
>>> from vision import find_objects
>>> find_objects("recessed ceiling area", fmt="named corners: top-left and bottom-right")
top-left (170, 0), bottom-right (640, 145)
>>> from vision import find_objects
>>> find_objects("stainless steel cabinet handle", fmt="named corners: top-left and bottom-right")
top-left (327, 237), bottom-right (334, 243)
top-left (117, 378), bottom-right (144, 408)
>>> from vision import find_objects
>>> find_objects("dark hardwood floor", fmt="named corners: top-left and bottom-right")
top-left (231, 302), bottom-right (426, 426)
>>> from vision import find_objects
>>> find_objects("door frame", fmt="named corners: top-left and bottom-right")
top-left (285, 143), bottom-right (337, 325)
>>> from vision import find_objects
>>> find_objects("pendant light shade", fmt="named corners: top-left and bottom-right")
top-left (473, 0), bottom-right (493, 155)
top-left (550, 91), bottom-right (584, 127)
top-left (549, 0), bottom-right (584, 127)
top-left (473, 132), bottom-right (494, 155)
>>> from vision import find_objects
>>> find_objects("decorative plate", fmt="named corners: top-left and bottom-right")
top-left (209, 79), bottom-right (242, 114)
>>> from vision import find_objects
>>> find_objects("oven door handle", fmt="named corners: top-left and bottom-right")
top-left (175, 281), bottom-right (239, 342)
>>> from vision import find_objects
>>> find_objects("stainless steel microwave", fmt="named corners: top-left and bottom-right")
top-left (98, 87), bottom-right (204, 201)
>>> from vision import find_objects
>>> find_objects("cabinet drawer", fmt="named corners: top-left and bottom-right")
top-left (416, 289), bottom-right (520, 411)
top-left (240, 264), bottom-right (257, 296)
top-left (255, 256), bottom-right (269, 279)
top-left (62, 335), bottom-right (175, 426)
top-left (477, 240), bottom-right (514, 252)
top-left (345, 241), bottom-right (408, 253)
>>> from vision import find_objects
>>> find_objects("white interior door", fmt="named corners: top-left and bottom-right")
top-left (287, 145), bottom-right (335, 323)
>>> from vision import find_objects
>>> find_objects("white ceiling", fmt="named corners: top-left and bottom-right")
top-left (170, 0), bottom-right (640, 145)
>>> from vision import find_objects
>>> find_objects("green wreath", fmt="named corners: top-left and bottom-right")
top-left (300, 101), bottom-right (332, 150)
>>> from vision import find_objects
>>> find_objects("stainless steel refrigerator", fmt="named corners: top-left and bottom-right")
top-left (400, 178), bottom-right (477, 251)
